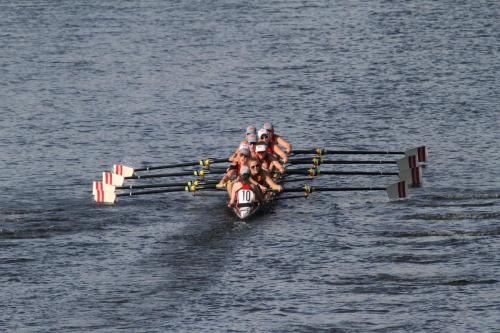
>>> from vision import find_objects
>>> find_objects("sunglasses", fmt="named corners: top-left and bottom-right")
top-left (250, 165), bottom-right (259, 169)
top-left (260, 135), bottom-right (268, 139)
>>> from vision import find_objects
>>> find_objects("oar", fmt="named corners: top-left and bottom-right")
top-left (283, 181), bottom-right (408, 199)
top-left (92, 179), bottom-right (219, 196)
top-left (285, 167), bottom-right (422, 187)
top-left (286, 169), bottom-right (399, 176)
top-left (112, 158), bottom-right (230, 177)
top-left (289, 157), bottom-right (397, 165)
top-left (94, 187), bottom-right (189, 204)
top-left (292, 146), bottom-right (428, 163)
top-left (290, 156), bottom-right (420, 171)
top-left (101, 168), bottom-right (226, 186)
top-left (94, 182), bottom-right (221, 204)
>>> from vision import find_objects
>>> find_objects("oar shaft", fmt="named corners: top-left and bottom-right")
top-left (135, 162), bottom-right (199, 171)
top-left (117, 182), bottom-right (188, 190)
top-left (128, 171), bottom-right (195, 179)
top-left (284, 186), bottom-right (386, 193)
top-left (289, 158), bottom-right (396, 165)
top-left (116, 187), bottom-right (187, 197)
top-left (134, 158), bottom-right (230, 172)
top-left (293, 149), bottom-right (404, 155)
top-left (286, 169), bottom-right (398, 176)
top-left (320, 171), bottom-right (398, 176)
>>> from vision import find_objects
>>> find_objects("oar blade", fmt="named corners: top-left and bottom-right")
top-left (399, 167), bottom-right (423, 187)
top-left (92, 181), bottom-right (115, 196)
top-left (113, 164), bottom-right (135, 177)
top-left (405, 146), bottom-right (428, 163)
top-left (397, 155), bottom-right (418, 171)
top-left (386, 181), bottom-right (408, 200)
top-left (93, 190), bottom-right (117, 204)
top-left (102, 172), bottom-right (125, 186)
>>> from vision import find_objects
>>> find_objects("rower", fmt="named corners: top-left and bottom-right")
top-left (247, 133), bottom-right (258, 157)
top-left (255, 141), bottom-right (285, 174)
top-left (248, 157), bottom-right (283, 194)
top-left (263, 122), bottom-right (292, 155)
top-left (228, 165), bottom-right (262, 208)
top-left (246, 126), bottom-right (257, 136)
top-left (217, 144), bottom-right (251, 190)
top-left (229, 127), bottom-right (257, 162)
top-left (257, 129), bottom-right (289, 164)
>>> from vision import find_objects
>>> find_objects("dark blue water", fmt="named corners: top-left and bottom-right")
top-left (1, 1), bottom-right (499, 331)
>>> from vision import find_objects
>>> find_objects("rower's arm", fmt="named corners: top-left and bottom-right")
top-left (277, 136), bottom-right (292, 154)
top-left (268, 153), bottom-right (285, 174)
top-left (273, 145), bottom-right (288, 163)
top-left (265, 175), bottom-right (283, 192)
top-left (271, 160), bottom-right (285, 174)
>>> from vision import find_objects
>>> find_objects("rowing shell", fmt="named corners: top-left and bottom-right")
top-left (232, 187), bottom-right (278, 220)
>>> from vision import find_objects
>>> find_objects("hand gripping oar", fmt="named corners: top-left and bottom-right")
top-left (292, 146), bottom-right (428, 164)
top-left (282, 181), bottom-right (409, 200)
top-left (112, 158), bottom-right (230, 177)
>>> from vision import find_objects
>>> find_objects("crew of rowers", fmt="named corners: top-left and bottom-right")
top-left (215, 122), bottom-right (292, 208)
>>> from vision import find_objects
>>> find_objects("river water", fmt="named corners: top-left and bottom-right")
top-left (1, 0), bottom-right (499, 332)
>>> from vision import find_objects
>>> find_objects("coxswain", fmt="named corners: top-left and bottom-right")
top-left (248, 157), bottom-right (283, 194)
top-left (263, 121), bottom-right (292, 155)
top-left (228, 165), bottom-right (262, 208)
top-left (255, 141), bottom-right (285, 174)
top-left (257, 128), bottom-right (289, 164)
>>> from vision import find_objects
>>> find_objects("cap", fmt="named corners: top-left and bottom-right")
top-left (256, 143), bottom-right (267, 152)
top-left (263, 122), bottom-right (273, 131)
top-left (246, 133), bottom-right (257, 144)
top-left (257, 128), bottom-right (268, 139)
top-left (246, 126), bottom-right (256, 135)
top-left (239, 146), bottom-right (250, 157)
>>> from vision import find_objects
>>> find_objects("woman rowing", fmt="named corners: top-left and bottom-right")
top-left (257, 128), bottom-right (289, 163)
top-left (263, 122), bottom-right (292, 155)
top-left (255, 141), bottom-right (285, 174)
top-left (229, 127), bottom-right (258, 162)
top-left (248, 157), bottom-right (283, 194)
top-left (227, 165), bottom-right (263, 208)
top-left (216, 144), bottom-right (251, 190)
